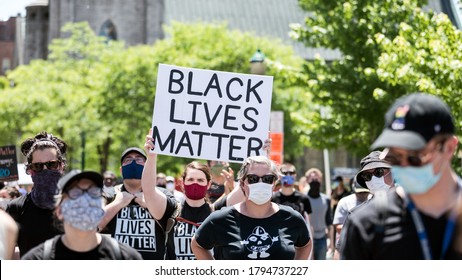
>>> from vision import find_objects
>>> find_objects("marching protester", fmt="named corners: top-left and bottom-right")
top-left (206, 160), bottom-right (235, 203)
top-left (98, 146), bottom-right (178, 259)
top-left (22, 170), bottom-right (142, 259)
top-left (304, 168), bottom-right (335, 260)
top-left (102, 170), bottom-right (117, 197)
top-left (191, 155), bottom-right (312, 260)
top-left (142, 129), bottom-right (214, 260)
top-left (6, 131), bottom-right (67, 257)
top-left (341, 93), bottom-right (462, 259)
top-left (272, 162), bottom-right (313, 239)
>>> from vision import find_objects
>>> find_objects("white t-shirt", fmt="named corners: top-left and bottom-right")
top-left (333, 193), bottom-right (371, 226)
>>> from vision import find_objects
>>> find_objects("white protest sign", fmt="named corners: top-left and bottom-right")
top-left (151, 64), bottom-right (273, 163)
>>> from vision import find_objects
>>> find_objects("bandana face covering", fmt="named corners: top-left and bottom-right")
top-left (30, 169), bottom-right (62, 209)
top-left (60, 193), bottom-right (105, 231)
top-left (308, 180), bottom-right (321, 198)
top-left (183, 183), bottom-right (208, 200)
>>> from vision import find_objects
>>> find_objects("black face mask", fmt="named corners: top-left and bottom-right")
top-left (308, 180), bottom-right (321, 198)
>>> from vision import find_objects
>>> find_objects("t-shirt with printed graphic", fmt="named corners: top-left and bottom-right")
top-left (194, 205), bottom-right (310, 260)
top-left (272, 190), bottom-right (312, 218)
top-left (166, 201), bottom-right (212, 260)
top-left (103, 186), bottom-right (178, 260)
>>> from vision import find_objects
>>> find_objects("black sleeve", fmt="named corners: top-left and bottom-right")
top-left (302, 196), bottom-right (312, 215)
top-left (213, 194), bottom-right (228, 211)
top-left (325, 198), bottom-right (333, 225)
top-left (119, 243), bottom-right (143, 260)
top-left (5, 196), bottom-right (24, 222)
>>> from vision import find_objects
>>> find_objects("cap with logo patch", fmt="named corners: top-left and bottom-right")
top-left (371, 93), bottom-right (454, 150)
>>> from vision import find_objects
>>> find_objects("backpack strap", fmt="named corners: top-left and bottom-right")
top-left (102, 235), bottom-right (122, 260)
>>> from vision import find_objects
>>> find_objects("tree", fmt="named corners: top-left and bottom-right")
top-left (1, 21), bottom-right (310, 174)
top-left (292, 0), bottom-right (461, 166)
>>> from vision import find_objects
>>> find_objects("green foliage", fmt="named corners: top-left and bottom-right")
top-left (293, 0), bottom-right (461, 168)
top-left (0, 21), bottom-right (310, 174)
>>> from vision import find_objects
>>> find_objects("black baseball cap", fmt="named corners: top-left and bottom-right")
top-left (355, 151), bottom-right (391, 188)
top-left (58, 170), bottom-right (103, 193)
top-left (120, 147), bottom-right (146, 164)
top-left (371, 93), bottom-right (455, 150)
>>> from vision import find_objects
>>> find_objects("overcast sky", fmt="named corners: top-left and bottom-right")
top-left (0, 0), bottom-right (30, 21)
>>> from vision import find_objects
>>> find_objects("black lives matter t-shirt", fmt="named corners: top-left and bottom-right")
top-left (166, 201), bottom-right (212, 260)
top-left (194, 205), bottom-right (310, 260)
top-left (104, 186), bottom-right (178, 260)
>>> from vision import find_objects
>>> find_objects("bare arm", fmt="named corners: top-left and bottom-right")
top-left (0, 211), bottom-right (18, 260)
top-left (141, 129), bottom-right (168, 220)
top-left (191, 236), bottom-right (214, 260)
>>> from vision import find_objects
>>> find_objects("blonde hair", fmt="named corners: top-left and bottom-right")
top-left (237, 156), bottom-right (281, 186)
top-left (305, 168), bottom-right (323, 178)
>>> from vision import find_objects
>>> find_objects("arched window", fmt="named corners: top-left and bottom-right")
top-left (99, 19), bottom-right (117, 41)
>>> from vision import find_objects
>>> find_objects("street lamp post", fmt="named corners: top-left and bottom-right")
top-left (250, 49), bottom-right (266, 75)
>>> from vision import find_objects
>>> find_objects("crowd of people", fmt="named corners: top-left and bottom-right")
top-left (1, 92), bottom-right (461, 260)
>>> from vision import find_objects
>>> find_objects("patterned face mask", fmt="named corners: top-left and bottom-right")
top-left (60, 193), bottom-right (105, 231)
top-left (30, 169), bottom-right (62, 209)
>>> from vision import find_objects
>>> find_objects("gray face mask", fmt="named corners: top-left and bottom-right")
top-left (60, 193), bottom-right (105, 231)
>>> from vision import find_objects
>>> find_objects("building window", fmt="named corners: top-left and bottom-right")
top-left (2, 58), bottom-right (11, 73)
top-left (99, 20), bottom-right (117, 41)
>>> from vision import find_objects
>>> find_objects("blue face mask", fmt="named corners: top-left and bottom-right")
top-left (281, 175), bottom-right (295, 186)
top-left (121, 160), bottom-right (144, 179)
top-left (391, 162), bottom-right (441, 194)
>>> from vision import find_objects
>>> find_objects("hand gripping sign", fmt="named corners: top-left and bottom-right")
top-left (151, 64), bottom-right (273, 163)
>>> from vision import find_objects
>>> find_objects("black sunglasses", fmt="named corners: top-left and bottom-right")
top-left (66, 185), bottom-right (102, 200)
top-left (246, 174), bottom-right (277, 184)
top-left (28, 160), bottom-right (61, 172)
top-left (382, 139), bottom-right (447, 167)
top-left (281, 171), bottom-right (296, 176)
top-left (360, 168), bottom-right (389, 182)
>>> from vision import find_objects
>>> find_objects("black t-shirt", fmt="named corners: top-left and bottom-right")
top-left (272, 190), bottom-right (312, 217)
top-left (341, 189), bottom-right (461, 259)
top-left (194, 205), bottom-right (310, 260)
top-left (6, 194), bottom-right (62, 257)
top-left (102, 186), bottom-right (178, 260)
top-left (21, 234), bottom-right (143, 260)
top-left (166, 201), bottom-right (212, 260)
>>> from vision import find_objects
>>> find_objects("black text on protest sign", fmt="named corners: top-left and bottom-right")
top-left (152, 64), bottom-right (273, 163)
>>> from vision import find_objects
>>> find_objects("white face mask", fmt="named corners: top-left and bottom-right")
top-left (166, 182), bottom-right (175, 192)
top-left (365, 175), bottom-right (390, 194)
top-left (0, 198), bottom-right (11, 210)
top-left (247, 182), bottom-right (273, 205)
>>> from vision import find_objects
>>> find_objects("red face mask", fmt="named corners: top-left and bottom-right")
top-left (183, 183), bottom-right (208, 200)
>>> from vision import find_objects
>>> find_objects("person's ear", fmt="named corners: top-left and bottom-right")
top-left (444, 136), bottom-right (458, 157)
top-left (55, 205), bottom-right (64, 221)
